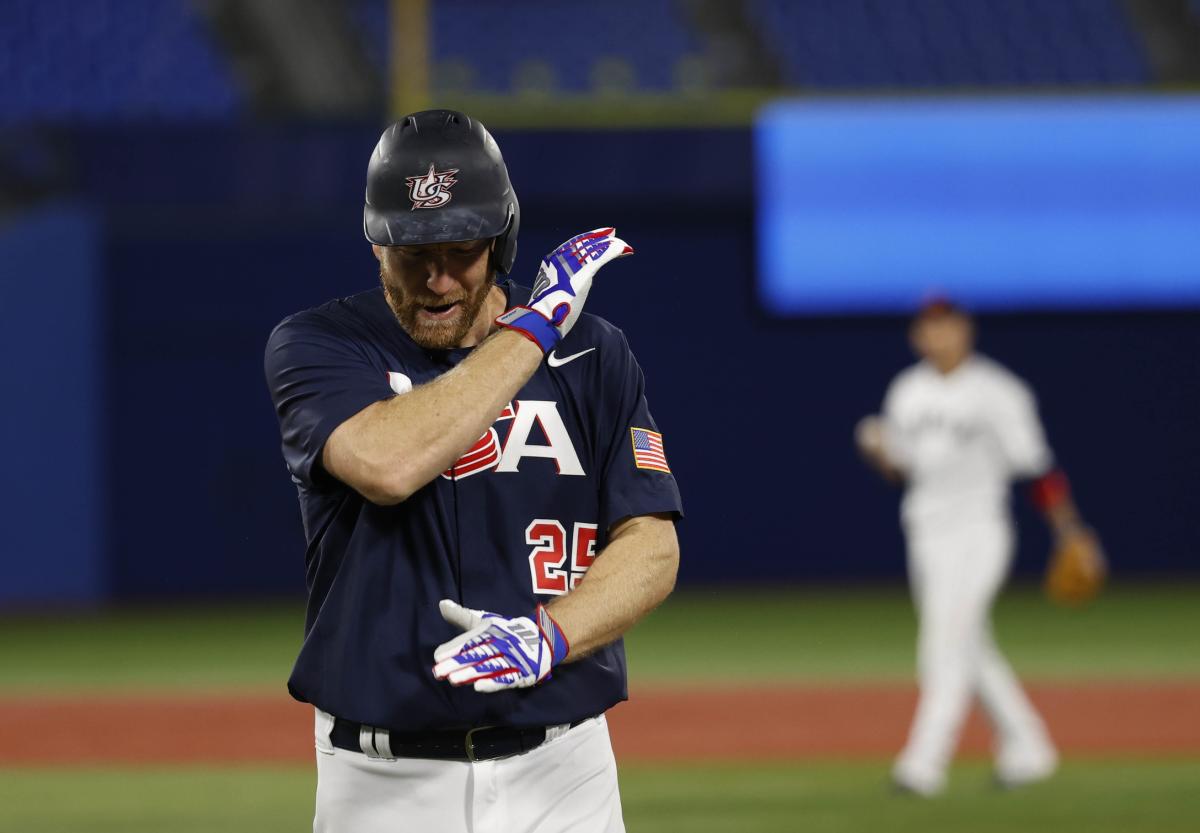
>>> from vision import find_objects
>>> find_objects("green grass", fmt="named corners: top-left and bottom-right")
top-left (1, 584), bottom-right (1195, 832)
top-left (2, 760), bottom-right (1197, 833)
top-left (0, 582), bottom-right (1197, 693)
top-left (0, 766), bottom-right (313, 833)
top-left (626, 581), bottom-right (1200, 684)
top-left (619, 760), bottom-right (1200, 833)
top-left (0, 602), bottom-right (302, 692)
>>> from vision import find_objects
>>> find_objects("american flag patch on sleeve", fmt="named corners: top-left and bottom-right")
top-left (630, 427), bottom-right (671, 473)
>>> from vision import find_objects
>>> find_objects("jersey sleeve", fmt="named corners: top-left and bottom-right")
top-left (989, 375), bottom-right (1054, 478)
top-left (880, 376), bottom-right (913, 471)
top-left (264, 311), bottom-right (395, 488)
top-left (594, 329), bottom-right (683, 531)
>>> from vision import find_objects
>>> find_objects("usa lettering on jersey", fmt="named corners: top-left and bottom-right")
top-left (443, 400), bottom-right (585, 480)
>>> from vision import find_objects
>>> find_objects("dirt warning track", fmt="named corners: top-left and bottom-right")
top-left (1, 681), bottom-right (1196, 766)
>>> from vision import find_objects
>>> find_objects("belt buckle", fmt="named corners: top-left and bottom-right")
top-left (464, 726), bottom-right (489, 762)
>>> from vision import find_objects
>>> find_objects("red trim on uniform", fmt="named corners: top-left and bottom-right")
top-left (1030, 468), bottom-right (1071, 512)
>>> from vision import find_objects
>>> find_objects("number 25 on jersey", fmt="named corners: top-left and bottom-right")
top-left (526, 519), bottom-right (598, 595)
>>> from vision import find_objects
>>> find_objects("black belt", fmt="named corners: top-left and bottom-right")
top-left (330, 716), bottom-right (590, 762)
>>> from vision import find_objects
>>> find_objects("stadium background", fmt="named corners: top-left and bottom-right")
top-left (2, 1), bottom-right (1198, 830)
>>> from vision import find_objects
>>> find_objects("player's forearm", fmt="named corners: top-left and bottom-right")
top-left (324, 328), bottom-right (542, 503)
top-left (1044, 499), bottom-right (1084, 539)
top-left (1029, 468), bottom-right (1085, 539)
top-left (547, 514), bottom-right (679, 661)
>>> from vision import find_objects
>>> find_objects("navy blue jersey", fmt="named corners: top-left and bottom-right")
top-left (264, 281), bottom-right (683, 731)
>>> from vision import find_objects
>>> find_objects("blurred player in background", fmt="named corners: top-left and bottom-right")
top-left (855, 299), bottom-right (1104, 796)
top-left (265, 110), bottom-right (682, 832)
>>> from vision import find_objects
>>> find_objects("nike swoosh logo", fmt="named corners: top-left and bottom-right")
top-left (547, 347), bottom-right (596, 368)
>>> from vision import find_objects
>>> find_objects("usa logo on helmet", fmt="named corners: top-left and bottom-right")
top-left (406, 163), bottom-right (459, 210)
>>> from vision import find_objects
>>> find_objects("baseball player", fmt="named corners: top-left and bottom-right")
top-left (264, 110), bottom-right (682, 833)
top-left (855, 299), bottom-right (1101, 796)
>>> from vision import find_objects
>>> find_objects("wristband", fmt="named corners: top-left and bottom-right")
top-left (536, 604), bottom-right (570, 667)
top-left (496, 306), bottom-right (562, 353)
top-left (1030, 468), bottom-right (1071, 512)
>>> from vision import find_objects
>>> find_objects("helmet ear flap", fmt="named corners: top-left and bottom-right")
top-left (492, 204), bottom-right (520, 275)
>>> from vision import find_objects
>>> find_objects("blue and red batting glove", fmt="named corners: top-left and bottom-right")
top-left (496, 228), bottom-right (633, 353)
top-left (433, 599), bottom-right (570, 693)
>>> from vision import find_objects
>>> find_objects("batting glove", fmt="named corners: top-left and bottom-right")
top-left (495, 228), bottom-right (633, 353)
top-left (432, 599), bottom-right (570, 693)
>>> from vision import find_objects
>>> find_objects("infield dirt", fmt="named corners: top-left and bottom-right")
top-left (2, 681), bottom-right (1197, 765)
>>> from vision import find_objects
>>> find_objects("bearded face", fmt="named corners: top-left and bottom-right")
top-left (378, 240), bottom-right (495, 350)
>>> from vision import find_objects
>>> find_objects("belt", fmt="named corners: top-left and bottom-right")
top-left (330, 716), bottom-right (590, 762)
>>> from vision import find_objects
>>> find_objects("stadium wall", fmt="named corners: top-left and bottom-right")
top-left (4, 124), bottom-right (1194, 603)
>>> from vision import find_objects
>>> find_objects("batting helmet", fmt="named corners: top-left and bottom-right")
top-left (363, 110), bottom-right (520, 275)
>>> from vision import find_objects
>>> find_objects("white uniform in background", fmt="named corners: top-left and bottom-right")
top-left (881, 354), bottom-right (1058, 794)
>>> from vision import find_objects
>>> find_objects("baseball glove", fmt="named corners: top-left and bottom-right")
top-left (1045, 529), bottom-right (1106, 606)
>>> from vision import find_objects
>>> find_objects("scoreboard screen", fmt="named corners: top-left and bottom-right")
top-left (756, 96), bottom-right (1200, 314)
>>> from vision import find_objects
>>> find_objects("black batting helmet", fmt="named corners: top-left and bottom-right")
top-left (363, 110), bottom-right (520, 274)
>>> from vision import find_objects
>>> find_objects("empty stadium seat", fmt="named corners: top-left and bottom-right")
top-left (348, 0), bottom-right (701, 94)
top-left (745, 0), bottom-right (1150, 89)
top-left (0, 0), bottom-right (241, 122)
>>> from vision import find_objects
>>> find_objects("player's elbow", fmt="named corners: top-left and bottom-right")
top-left (356, 462), bottom-right (423, 505)
top-left (324, 443), bottom-right (420, 505)
top-left (358, 481), bottom-right (410, 506)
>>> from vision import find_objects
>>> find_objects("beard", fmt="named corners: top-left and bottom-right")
top-left (379, 263), bottom-right (495, 350)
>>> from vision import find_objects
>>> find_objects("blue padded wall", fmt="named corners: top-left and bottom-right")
top-left (0, 203), bottom-right (106, 605)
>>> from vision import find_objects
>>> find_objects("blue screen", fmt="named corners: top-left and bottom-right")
top-left (756, 96), bottom-right (1200, 314)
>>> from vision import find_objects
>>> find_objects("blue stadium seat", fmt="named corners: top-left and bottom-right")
top-left (437, 0), bottom-right (698, 93)
top-left (0, 0), bottom-right (241, 123)
top-left (348, 0), bottom-right (391, 80)
top-left (1, 0), bottom-right (1157, 123)
top-left (349, 0), bottom-right (701, 94)
top-left (745, 0), bottom-right (1150, 88)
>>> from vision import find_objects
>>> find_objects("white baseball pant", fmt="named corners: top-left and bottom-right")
top-left (894, 518), bottom-right (1056, 792)
top-left (312, 710), bottom-right (625, 833)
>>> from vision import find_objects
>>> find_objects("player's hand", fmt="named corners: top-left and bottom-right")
top-left (495, 228), bottom-right (633, 353)
top-left (855, 415), bottom-right (885, 457)
top-left (432, 599), bottom-right (570, 693)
